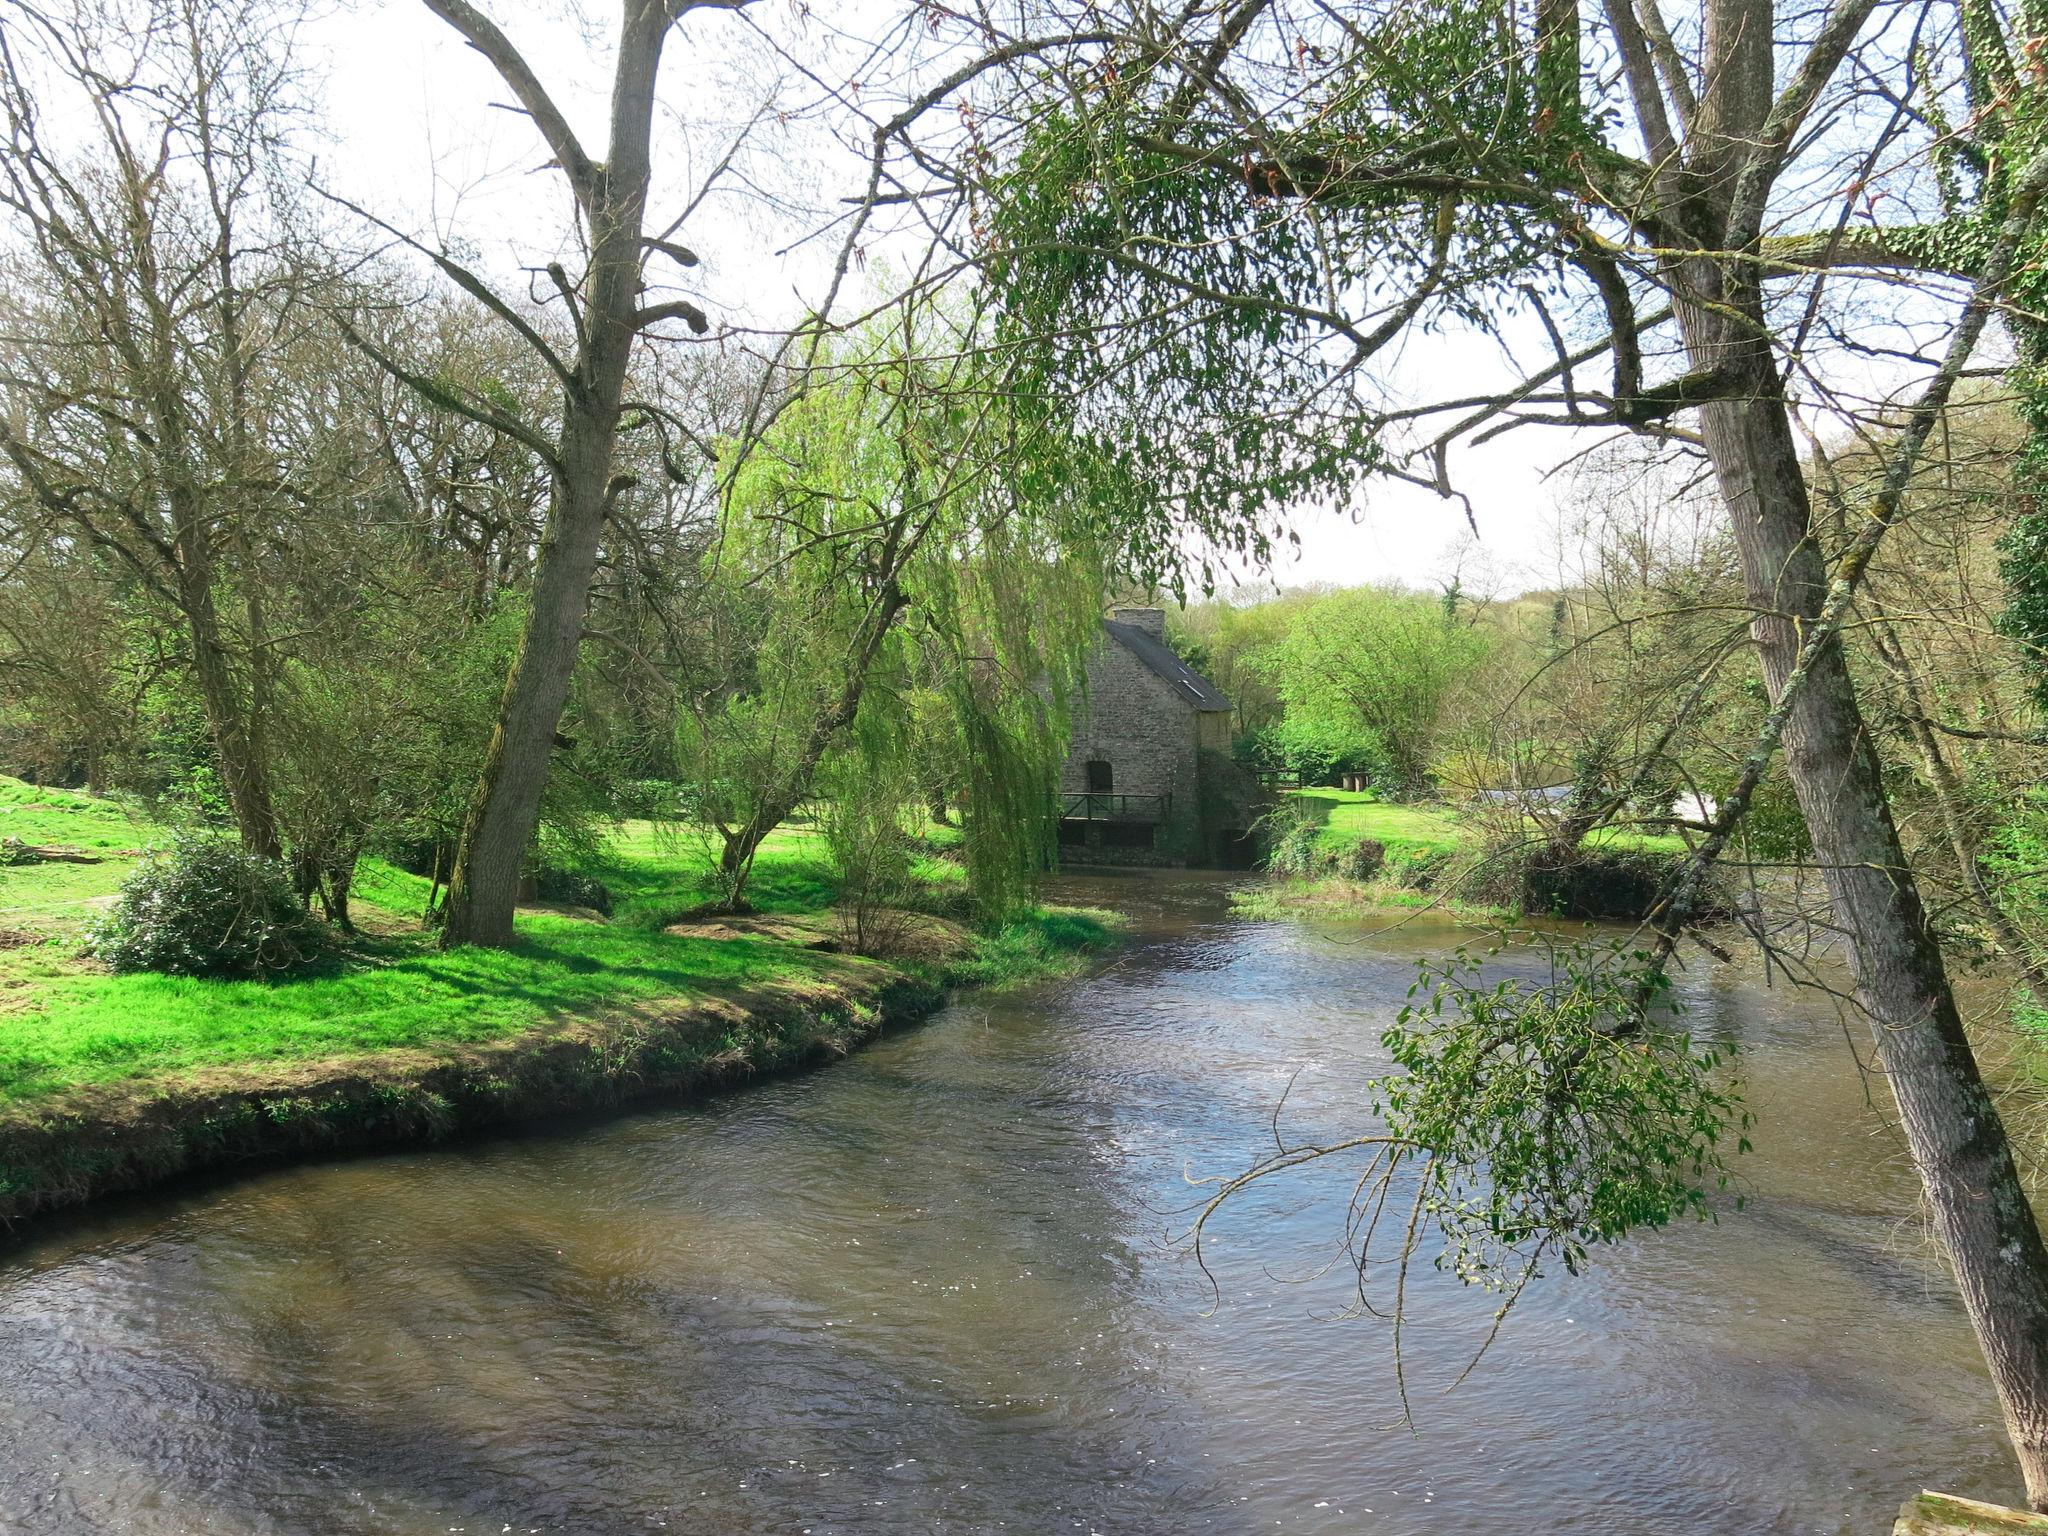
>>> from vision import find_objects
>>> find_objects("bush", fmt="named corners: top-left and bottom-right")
top-left (1265, 813), bottom-right (1325, 877)
top-left (92, 833), bottom-right (325, 978)
top-left (1333, 838), bottom-right (1386, 881)
top-left (823, 784), bottom-right (919, 956)
top-left (533, 866), bottom-right (612, 916)
top-left (1384, 844), bottom-right (1456, 891)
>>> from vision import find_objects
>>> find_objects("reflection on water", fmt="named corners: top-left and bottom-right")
top-left (0, 872), bottom-right (2023, 1533)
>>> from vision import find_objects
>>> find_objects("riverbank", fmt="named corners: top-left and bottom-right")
top-left (0, 870), bottom-right (2018, 1535)
top-left (1243, 786), bottom-right (1697, 923)
top-left (0, 781), bottom-right (1117, 1229)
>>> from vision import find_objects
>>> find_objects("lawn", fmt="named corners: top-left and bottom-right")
top-left (1289, 788), bottom-right (1466, 856)
top-left (0, 780), bottom-right (1104, 1116)
top-left (1288, 787), bottom-right (1688, 858)
top-left (0, 779), bottom-right (155, 939)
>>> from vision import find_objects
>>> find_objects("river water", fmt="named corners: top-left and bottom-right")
top-left (0, 873), bottom-right (2026, 1533)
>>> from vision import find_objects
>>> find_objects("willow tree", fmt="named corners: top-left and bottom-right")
top-left (862, 0), bottom-right (2048, 1502)
top-left (679, 318), bottom-right (1104, 913)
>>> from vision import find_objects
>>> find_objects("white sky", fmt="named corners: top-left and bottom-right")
top-left (300, 1), bottom-right (1933, 599)
top-left (299, 2), bottom-right (1619, 593)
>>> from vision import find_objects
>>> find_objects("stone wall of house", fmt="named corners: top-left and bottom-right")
top-left (1197, 746), bottom-right (1271, 866)
top-left (1059, 631), bottom-right (1209, 862)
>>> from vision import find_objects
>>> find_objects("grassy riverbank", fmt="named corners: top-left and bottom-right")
top-left (1237, 787), bottom-right (1692, 921)
top-left (0, 781), bottom-right (1116, 1226)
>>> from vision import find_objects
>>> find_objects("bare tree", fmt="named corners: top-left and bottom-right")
top-left (0, 0), bottom-right (315, 855)
top-left (346, 0), bottom-right (741, 948)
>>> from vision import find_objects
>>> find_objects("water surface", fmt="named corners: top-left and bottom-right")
top-left (0, 873), bottom-right (2021, 1532)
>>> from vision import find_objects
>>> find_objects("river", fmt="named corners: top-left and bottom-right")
top-left (0, 872), bottom-right (2025, 1533)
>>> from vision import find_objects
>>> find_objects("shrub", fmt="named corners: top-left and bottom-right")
top-left (92, 833), bottom-right (324, 978)
top-left (1521, 847), bottom-right (1671, 920)
top-left (1385, 844), bottom-right (1456, 891)
top-left (1265, 814), bottom-right (1325, 877)
top-left (1333, 838), bottom-right (1386, 881)
top-left (823, 783), bottom-right (919, 956)
top-left (533, 866), bottom-right (613, 916)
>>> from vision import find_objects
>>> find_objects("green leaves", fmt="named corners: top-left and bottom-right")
top-left (1383, 941), bottom-right (1748, 1286)
top-left (90, 832), bottom-right (326, 979)
top-left (1250, 585), bottom-right (1495, 794)
top-left (973, 0), bottom-right (1602, 597)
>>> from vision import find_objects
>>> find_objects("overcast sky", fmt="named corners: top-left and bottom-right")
top-left (300, 1), bottom-right (1924, 600)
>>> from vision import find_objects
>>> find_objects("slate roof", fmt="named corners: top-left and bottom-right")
top-left (1101, 620), bottom-right (1234, 712)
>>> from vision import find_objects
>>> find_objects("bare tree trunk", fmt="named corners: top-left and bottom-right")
top-left (440, 412), bottom-right (619, 945)
top-left (180, 566), bottom-right (281, 857)
top-left (433, 0), bottom-right (673, 948)
top-left (1687, 309), bottom-right (2048, 1505)
top-left (1648, 0), bottom-right (2048, 1490)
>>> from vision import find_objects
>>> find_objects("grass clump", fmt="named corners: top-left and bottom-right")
top-left (941, 906), bottom-right (1121, 990)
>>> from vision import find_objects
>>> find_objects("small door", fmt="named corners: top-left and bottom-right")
top-left (1085, 759), bottom-right (1114, 794)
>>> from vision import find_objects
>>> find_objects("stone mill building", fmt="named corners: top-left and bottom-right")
top-left (1055, 608), bottom-right (1264, 866)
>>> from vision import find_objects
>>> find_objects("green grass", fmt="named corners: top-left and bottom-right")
top-left (0, 779), bottom-right (1102, 1116)
top-left (0, 915), bottom-right (830, 1107)
top-left (938, 906), bottom-right (1120, 990)
top-left (1244, 786), bottom-right (1689, 924)
top-left (1287, 787), bottom-right (1688, 857)
top-left (1290, 789), bottom-right (1467, 856)
top-left (0, 780), bottom-right (157, 937)
top-left (0, 778), bottom-right (152, 851)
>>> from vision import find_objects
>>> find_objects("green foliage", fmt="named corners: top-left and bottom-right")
top-left (1257, 713), bottom-right (1383, 786)
top-left (1250, 587), bottom-right (1494, 795)
top-left (678, 321), bottom-right (1102, 915)
top-left (533, 867), bottom-right (612, 916)
top-left (1265, 810), bottom-right (1327, 878)
top-left (1986, 64), bottom-right (2048, 706)
top-left (981, 5), bottom-right (1599, 595)
top-left (90, 833), bottom-right (325, 979)
top-left (1263, 798), bottom-right (1387, 880)
top-left (1998, 340), bottom-right (2048, 706)
top-left (1984, 786), bottom-right (2048, 943)
top-left (1381, 944), bottom-right (1749, 1283)
top-left (938, 905), bottom-right (1120, 990)
top-left (820, 743), bottom-right (920, 955)
top-left (1725, 765), bottom-right (1811, 863)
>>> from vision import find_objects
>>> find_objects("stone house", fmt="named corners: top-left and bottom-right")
top-left (1056, 608), bottom-right (1264, 866)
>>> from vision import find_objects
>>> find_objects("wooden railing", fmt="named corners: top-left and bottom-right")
top-left (1059, 792), bottom-right (1172, 823)
top-left (1254, 769), bottom-right (1300, 789)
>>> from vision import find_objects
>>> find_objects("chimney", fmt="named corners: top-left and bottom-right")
top-left (1112, 606), bottom-right (1166, 638)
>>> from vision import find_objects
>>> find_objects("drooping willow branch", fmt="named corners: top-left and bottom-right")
top-left (1186, 943), bottom-right (1746, 1425)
